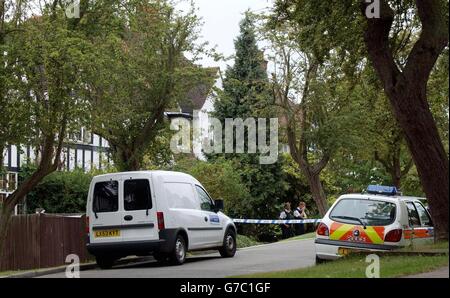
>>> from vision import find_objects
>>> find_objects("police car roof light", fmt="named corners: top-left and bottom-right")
top-left (366, 185), bottom-right (398, 196)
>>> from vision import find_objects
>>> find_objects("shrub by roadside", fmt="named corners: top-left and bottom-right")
top-left (237, 234), bottom-right (263, 248)
top-left (21, 167), bottom-right (92, 214)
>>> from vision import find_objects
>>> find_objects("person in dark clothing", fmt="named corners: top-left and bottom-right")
top-left (293, 202), bottom-right (307, 235)
top-left (279, 202), bottom-right (295, 239)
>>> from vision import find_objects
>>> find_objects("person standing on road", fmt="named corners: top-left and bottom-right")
top-left (280, 202), bottom-right (294, 239)
top-left (293, 202), bottom-right (308, 235)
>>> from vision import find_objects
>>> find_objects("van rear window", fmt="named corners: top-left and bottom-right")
top-left (93, 181), bottom-right (119, 213)
top-left (124, 179), bottom-right (152, 211)
top-left (330, 199), bottom-right (396, 226)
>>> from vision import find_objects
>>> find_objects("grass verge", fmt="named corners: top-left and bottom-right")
top-left (399, 240), bottom-right (449, 252)
top-left (232, 254), bottom-right (449, 278)
top-left (0, 271), bottom-right (19, 277)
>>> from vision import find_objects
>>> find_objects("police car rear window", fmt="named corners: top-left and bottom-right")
top-left (330, 199), bottom-right (396, 226)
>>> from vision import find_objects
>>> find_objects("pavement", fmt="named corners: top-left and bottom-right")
top-left (38, 239), bottom-right (316, 278)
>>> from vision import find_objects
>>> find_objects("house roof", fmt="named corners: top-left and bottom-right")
top-left (178, 67), bottom-right (220, 115)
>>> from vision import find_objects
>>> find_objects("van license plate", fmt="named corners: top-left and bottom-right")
top-left (95, 230), bottom-right (120, 238)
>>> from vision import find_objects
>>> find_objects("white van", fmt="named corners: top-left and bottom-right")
top-left (86, 171), bottom-right (237, 269)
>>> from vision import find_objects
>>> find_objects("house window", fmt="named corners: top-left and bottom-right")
top-left (8, 173), bottom-right (17, 191)
top-left (83, 129), bottom-right (93, 144)
top-left (69, 129), bottom-right (83, 143)
top-left (0, 193), bottom-right (7, 204)
top-left (0, 174), bottom-right (6, 191)
top-left (0, 172), bottom-right (18, 192)
top-left (69, 128), bottom-right (93, 144)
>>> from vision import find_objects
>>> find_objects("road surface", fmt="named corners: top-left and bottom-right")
top-left (39, 238), bottom-right (316, 278)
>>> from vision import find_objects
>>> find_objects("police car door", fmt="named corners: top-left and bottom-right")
top-left (412, 201), bottom-right (434, 245)
top-left (195, 185), bottom-right (223, 246)
top-left (406, 201), bottom-right (434, 246)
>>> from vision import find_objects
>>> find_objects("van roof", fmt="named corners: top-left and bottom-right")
top-left (92, 170), bottom-right (201, 184)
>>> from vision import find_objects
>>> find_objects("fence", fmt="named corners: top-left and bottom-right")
top-left (1, 213), bottom-right (91, 271)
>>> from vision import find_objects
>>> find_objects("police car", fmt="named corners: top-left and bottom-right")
top-left (315, 185), bottom-right (434, 263)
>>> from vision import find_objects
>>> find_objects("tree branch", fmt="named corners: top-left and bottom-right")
top-left (311, 154), bottom-right (330, 176)
top-left (401, 158), bottom-right (414, 177)
top-left (361, 0), bottom-right (401, 92)
top-left (374, 150), bottom-right (393, 172)
top-left (403, 0), bottom-right (449, 87)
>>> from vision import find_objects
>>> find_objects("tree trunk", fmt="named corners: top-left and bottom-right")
top-left (390, 85), bottom-right (449, 240)
top-left (0, 129), bottom-right (64, 267)
top-left (391, 170), bottom-right (401, 190)
top-left (362, 0), bottom-right (449, 240)
top-left (0, 144), bottom-right (4, 172)
top-left (116, 147), bottom-right (141, 172)
top-left (0, 161), bottom-right (55, 268)
top-left (0, 201), bottom-right (14, 270)
top-left (305, 172), bottom-right (329, 217)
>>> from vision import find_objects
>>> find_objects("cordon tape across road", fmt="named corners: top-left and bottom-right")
top-left (232, 219), bottom-right (322, 224)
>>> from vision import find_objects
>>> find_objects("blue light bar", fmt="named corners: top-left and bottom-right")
top-left (366, 185), bottom-right (398, 196)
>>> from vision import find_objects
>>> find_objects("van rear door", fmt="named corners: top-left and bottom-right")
top-left (120, 173), bottom-right (158, 242)
top-left (90, 179), bottom-right (123, 244)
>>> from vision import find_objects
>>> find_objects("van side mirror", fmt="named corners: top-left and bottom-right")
top-left (214, 200), bottom-right (224, 212)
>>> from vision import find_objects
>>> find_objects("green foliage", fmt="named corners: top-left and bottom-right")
top-left (142, 124), bottom-right (176, 170)
top-left (87, 0), bottom-right (211, 171)
top-left (170, 156), bottom-right (251, 218)
top-left (271, 0), bottom-right (448, 202)
top-left (209, 14), bottom-right (288, 240)
top-left (428, 49), bottom-right (449, 151)
top-left (237, 234), bottom-right (262, 248)
top-left (1, 1), bottom-right (93, 172)
top-left (21, 166), bottom-right (92, 214)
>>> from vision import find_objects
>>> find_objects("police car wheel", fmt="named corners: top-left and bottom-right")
top-left (169, 235), bottom-right (187, 265)
top-left (219, 229), bottom-right (236, 258)
top-left (96, 256), bottom-right (116, 269)
top-left (315, 255), bottom-right (327, 265)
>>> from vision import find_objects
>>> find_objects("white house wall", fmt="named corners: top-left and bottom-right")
top-left (2, 133), bottom-right (111, 175)
top-left (193, 72), bottom-right (223, 160)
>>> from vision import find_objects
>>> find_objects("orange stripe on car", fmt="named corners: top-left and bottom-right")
top-left (329, 222), bottom-right (385, 244)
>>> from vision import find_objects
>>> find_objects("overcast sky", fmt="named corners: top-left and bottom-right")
top-left (177, 0), bottom-right (274, 70)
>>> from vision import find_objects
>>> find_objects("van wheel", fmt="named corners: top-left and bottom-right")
top-left (169, 235), bottom-right (187, 265)
top-left (96, 256), bottom-right (116, 269)
top-left (219, 229), bottom-right (236, 258)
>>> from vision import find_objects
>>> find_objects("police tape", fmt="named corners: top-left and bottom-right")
top-left (232, 219), bottom-right (322, 224)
